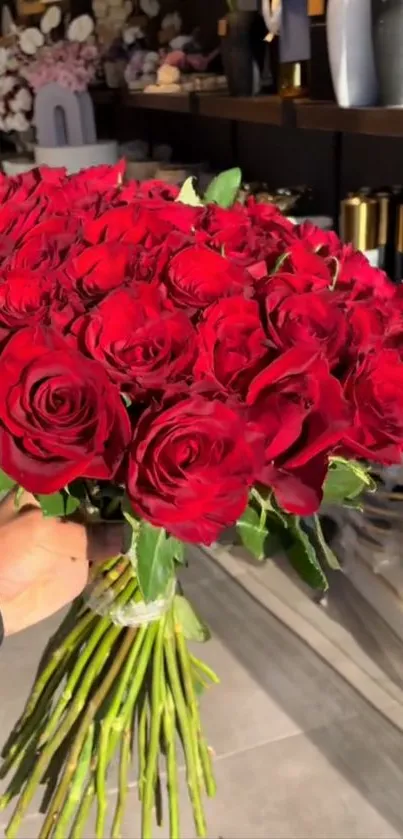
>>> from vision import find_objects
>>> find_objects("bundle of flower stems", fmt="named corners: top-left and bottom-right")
top-left (0, 556), bottom-right (218, 839)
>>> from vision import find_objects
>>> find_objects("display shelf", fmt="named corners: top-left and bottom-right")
top-left (122, 92), bottom-right (192, 113)
top-left (197, 94), bottom-right (283, 125)
top-left (294, 99), bottom-right (403, 137)
top-left (91, 88), bottom-right (403, 137)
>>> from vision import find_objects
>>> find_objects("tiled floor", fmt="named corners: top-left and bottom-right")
top-left (2, 547), bottom-right (403, 838)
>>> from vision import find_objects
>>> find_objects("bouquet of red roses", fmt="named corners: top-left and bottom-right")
top-left (0, 161), bottom-right (402, 839)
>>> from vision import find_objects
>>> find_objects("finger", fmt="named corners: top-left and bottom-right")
top-left (86, 523), bottom-right (125, 565)
top-left (0, 489), bottom-right (40, 523)
top-left (36, 518), bottom-right (125, 565)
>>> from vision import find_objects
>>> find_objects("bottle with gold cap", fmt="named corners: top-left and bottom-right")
top-left (340, 196), bottom-right (380, 267)
top-left (395, 203), bottom-right (403, 283)
top-left (374, 191), bottom-right (391, 273)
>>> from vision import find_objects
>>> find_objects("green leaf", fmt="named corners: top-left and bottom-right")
top-left (204, 167), bottom-right (242, 208)
top-left (168, 537), bottom-right (186, 565)
top-left (176, 177), bottom-right (203, 207)
top-left (323, 458), bottom-right (374, 505)
top-left (0, 469), bottom-right (15, 492)
top-left (137, 521), bottom-right (175, 602)
top-left (311, 513), bottom-right (340, 571)
top-left (236, 505), bottom-right (267, 560)
top-left (174, 595), bottom-right (211, 642)
top-left (37, 491), bottom-right (80, 518)
top-left (287, 516), bottom-right (329, 591)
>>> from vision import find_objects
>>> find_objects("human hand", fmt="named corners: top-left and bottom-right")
top-left (0, 492), bottom-right (124, 637)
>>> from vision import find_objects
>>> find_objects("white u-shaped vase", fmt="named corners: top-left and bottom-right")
top-left (327, 0), bottom-right (378, 107)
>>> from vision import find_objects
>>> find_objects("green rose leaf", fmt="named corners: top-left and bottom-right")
top-left (287, 516), bottom-right (329, 591)
top-left (311, 513), bottom-right (340, 571)
top-left (236, 504), bottom-right (267, 560)
top-left (323, 457), bottom-right (375, 505)
top-left (176, 176), bottom-right (203, 207)
top-left (204, 167), bottom-right (242, 208)
top-left (0, 469), bottom-right (16, 492)
top-left (174, 594), bottom-right (211, 642)
top-left (137, 520), bottom-right (175, 602)
top-left (37, 491), bottom-right (80, 518)
top-left (168, 537), bottom-right (186, 565)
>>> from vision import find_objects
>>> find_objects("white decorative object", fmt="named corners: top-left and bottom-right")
top-left (2, 158), bottom-right (35, 175)
top-left (67, 14), bottom-right (94, 43)
top-left (34, 140), bottom-right (118, 173)
top-left (140, 0), bottom-right (159, 18)
top-left (326, 0), bottom-right (378, 107)
top-left (40, 6), bottom-right (62, 35)
top-left (19, 27), bottom-right (44, 56)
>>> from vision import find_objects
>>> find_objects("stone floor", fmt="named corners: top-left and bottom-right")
top-left (2, 547), bottom-right (403, 838)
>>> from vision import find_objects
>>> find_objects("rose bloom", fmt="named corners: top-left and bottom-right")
top-left (127, 394), bottom-right (261, 543)
top-left (247, 348), bottom-right (351, 514)
top-left (195, 296), bottom-right (269, 397)
top-left (72, 285), bottom-right (196, 397)
top-left (0, 326), bottom-right (130, 493)
top-left (265, 287), bottom-right (348, 369)
top-left (343, 348), bottom-right (403, 464)
top-left (165, 245), bottom-right (250, 310)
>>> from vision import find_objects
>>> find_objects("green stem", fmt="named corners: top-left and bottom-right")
top-left (2, 611), bottom-right (95, 762)
top-left (197, 739), bottom-right (216, 799)
top-left (137, 693), bottom-right (149, 802)
top-left (111, 725), bottom-right (131, 839)
top-left (163, 688), bottom-right (180, 839)
top-left (39, 571), bottom-right (136, 749)
top-left (141, 617), bottom-right (166, 839)
top-left (94, 622), bottom-right (146, 838)
top-left (190, 655), bottom-right (220, 685)
top-left (5, 622), bottom-right (126, 839)
top-left (94, 721), bottom-right (109, 839)
top-left (175, 627), bottom-right (203, 784)
top-left (69, 779), bottom-right (95, 839)
top-left (165, 617), bottom-right (207, 838)
top-left (35, 629), bottom-right (137, 839)
top-left (176, 631), bottom-right (216, 798)
top-left (53, 724), bottom-right (94, 839)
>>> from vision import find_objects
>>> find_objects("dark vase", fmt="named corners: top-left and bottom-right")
top-left (372, 0), bottom-right (403, 106)
top-left (221, 11), bottom-right (255, 96)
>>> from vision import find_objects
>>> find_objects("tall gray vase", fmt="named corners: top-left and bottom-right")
top-left (327, 0), bottom-right (378, 107)
top-left (373, 0), bottom-right (403, 106)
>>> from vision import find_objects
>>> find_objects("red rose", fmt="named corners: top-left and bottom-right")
top-left (66, 161), bottom-right (126, 194)
top-left (84, 203), bottom-right (168, 246)
top-left (343, 349), bottom-right (403, 464)
top-left (127, 394), bottom-right (259, 543)
top-left (0, 326), bottom-right (130, 493)
top-left (65, 242), bottom-right (135, 302)
top-left (294, 221), bottom-right (341, 259)
top-left (281, 241), bottom-right (333, 285)
top-left (195, 296), bottom-right (269, 396)
top-left (247, 349), bottom-right (350, 514)
top-left (8, 214), bottom-right (80, 272)
top-left (72, 286), bottom-right (196, 397)
top-left (134, 179), bottom-right (180, 201)
top-left (0, 269), bottom-right (52, 342)
top-left (165, 245), bottom-right (250, 309)
top-left (265, 288), bottom-right (348, 368)
top-left (246, 199), bottom-right (295, 235)
top-left (0, 198), bottom-right (46, 245)
top-left (336, 249), bottom-right (395, 304)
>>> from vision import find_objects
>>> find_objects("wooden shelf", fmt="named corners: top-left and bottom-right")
top-left (90, 87), bottom-right (116, 105)
top-left (91, 88), bottom-right (403, 138)
top-left (122, 92), bottom-right (192, 113)
top-left (294, 99), bottom-right (403, 137)
top-left (197, 94), bottom-right (283, 125)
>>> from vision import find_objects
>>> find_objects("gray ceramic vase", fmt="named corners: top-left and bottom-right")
top-left (373, 0), bottom-right (403, 106)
